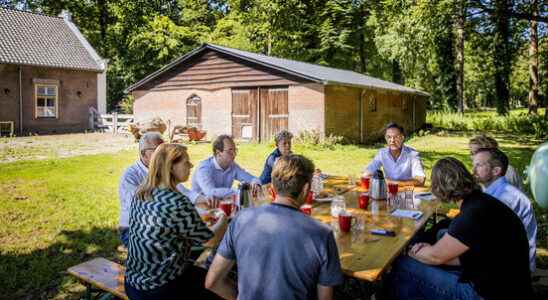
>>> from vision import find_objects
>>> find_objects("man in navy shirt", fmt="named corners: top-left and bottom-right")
top-left (205, 154), bottom-right (344, 300)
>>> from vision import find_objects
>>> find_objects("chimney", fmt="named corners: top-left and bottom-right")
top-left (58, 10), bottom-right (72, 22)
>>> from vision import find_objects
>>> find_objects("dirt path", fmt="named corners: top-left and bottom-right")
top-left (0, 133), bottom-right (137, 163)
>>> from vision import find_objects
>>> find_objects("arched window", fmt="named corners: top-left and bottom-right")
top-left (186, 94), bottom-right (202, 128)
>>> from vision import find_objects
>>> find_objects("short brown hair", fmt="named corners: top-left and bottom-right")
top-left (212, 134), bottom-right (234, 155)
top-left (272, 154), bottom-right (315, 202)
top-left (431, 157), bottom-right (481, 203)
top-left (469, 134), bottom-right (498, 150)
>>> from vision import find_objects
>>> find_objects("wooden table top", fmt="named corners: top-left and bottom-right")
top-left (253, 177), bottom-right (437, 282)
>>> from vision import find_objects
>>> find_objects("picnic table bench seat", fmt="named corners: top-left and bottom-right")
top-left (67, 257), bottom-right (128, 300)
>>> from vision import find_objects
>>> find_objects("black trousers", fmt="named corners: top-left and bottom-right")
top-left (125, 265), bottom-right (222, 300)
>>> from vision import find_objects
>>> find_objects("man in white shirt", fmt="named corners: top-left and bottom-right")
top-left (191, 135), bottom-right (261, 199)
top-left (363, 123), bottom-right (425, 186)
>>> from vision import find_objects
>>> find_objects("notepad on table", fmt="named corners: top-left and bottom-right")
top-left (391, 209), bottom-right (423, 220)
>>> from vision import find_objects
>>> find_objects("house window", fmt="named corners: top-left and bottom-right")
top-left (186, 94), bottom-right (202, 128)
top-left (35, 84), bottom-right (58, 118)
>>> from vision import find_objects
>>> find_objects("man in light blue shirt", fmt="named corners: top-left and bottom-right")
top-left (473, 148), bottom-right (537, 272)
top-left (192, 135), bottom-right (261, 199)
top-left (363, 123), bottom-right (425, 186)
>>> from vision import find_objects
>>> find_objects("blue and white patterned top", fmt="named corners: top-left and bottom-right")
top-left (125, 188), bottom-right (213, 291)
top-left (119, 160), bottom-right (201, 227)
top-left (365, 145), bottom-right (425, 181)
top-left (191, 156), bottom-right (260, 198)
top-left (485, 177), bottom-right (537, 272)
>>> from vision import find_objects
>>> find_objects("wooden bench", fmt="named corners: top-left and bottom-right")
top-left (67, 257), bottom-right (128, 300)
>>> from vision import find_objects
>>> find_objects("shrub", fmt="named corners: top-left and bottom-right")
top-left (426, 109), bottom-right (548, 138)
top-left (293, 129), bottom-right (344, 149)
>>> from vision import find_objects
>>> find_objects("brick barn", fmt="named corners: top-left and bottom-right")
top-left (0, 8), bottom-right (107, 135)
top-left (126, 43), bottom-right (428, 143)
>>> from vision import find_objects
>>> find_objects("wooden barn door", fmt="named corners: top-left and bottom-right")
top-left (231, 89), bottom-right (258, 140)
top-left (260, 87), bottom-right (288, 142)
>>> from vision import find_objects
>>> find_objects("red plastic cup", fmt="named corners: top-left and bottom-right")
top-left (338, 212), bottom-right (353, 233)
top-left (219, 200), bottom-right (233, 217)
top-left (269, 186), bottom-right (277, 202)
top-left (360, 176), bottom-right (370, 190)
top-left (306, 191), bottom-right (314, 204)
top-left (358, 193), bottom-right (369, 210)
top-left (300, 204), bottom-right (312, 215)
top-left (388, 182), bottom-right (399, 195)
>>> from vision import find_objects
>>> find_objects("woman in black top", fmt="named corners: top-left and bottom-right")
top-left (386, 157), bottom-right (532, 300)
top-left (125, 143), bottom-right (226, 300)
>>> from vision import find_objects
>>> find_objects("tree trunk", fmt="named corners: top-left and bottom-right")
top-left (493, 0), bottom-right (511, 115)
top-left (455, 0), bottom-right (465, 113)
top-left (359, 31), bottom-right (367, 73)
top-left (528, 0), bottom-right (539, 115)
top-left (392, 60), bottom-right (403, 84)
top-left (97, 0), bottom-right (107, 55)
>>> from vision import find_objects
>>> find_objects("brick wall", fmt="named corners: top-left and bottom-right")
top-left (324, 85), bottom-right (361, 142)
top-left (133, 88), bottom-right (232, 139)
top-left (0, 64), bottom-right (98, 134)
top-left (288, 83), bottom-right (325, 136)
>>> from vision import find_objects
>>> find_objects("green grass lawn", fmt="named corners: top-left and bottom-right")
top-left (0, 132), bottom-right (545, 299)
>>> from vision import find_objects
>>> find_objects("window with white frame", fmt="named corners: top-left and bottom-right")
top-left (35, 85), bottom-right (58, 118)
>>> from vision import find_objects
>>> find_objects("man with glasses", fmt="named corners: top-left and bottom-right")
top-left (118, 132), bottom-right (164, 247)
top-left (363, 123), bottom-right (425, 186)
top-left (192, 134), bottom-right (261, 199)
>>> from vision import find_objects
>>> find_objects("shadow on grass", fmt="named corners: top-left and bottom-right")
top-left (0, 227), bottom-right (123, 299)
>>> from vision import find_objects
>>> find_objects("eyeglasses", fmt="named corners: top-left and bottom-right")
top-left (385, 135), bottom-right (403, 141)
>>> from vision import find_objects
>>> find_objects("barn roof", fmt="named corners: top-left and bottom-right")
top-left (0, 8), bottom-right (105, 72)
top-left (126, 43), bottom-right (429, 96)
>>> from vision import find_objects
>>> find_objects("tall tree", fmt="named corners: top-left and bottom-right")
top-left (455, 0), bottom-right (466, 113)
top-left (492, 0), bottom-right (512, 115)
top-left (528, 0), bottom-right (539, 115)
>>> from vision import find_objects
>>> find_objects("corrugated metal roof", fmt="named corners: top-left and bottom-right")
top-left (0, 8), bottom-right (104, 72)
top-left (126, 43), bottom-right (429, 96)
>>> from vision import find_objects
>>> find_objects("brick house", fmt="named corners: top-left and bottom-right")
top-left (0, 8), bottom-right (107, 135)
top-left (126, 43), bottom-right (428, 143)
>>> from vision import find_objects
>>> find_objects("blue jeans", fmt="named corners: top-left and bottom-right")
top-left (119, 227), bottom-right (129, 248)
top-left (386, 256), bottom-right (482, 300)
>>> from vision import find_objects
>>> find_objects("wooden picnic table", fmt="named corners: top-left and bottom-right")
top-left (253, 176), bottom-right (438, 283)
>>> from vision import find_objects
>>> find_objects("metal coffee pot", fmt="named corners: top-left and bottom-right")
top-left (370, 170), bottom-right (387, 200)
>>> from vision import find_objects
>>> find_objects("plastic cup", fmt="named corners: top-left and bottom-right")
top-left (359, 193), bottom-right (369, 210)
top-left (219, 200), bottom-right (233, 217)
top-left (306, 190), bottom-right (314, 204)
top-left (388, 182), bottom-right (399, 195)
top-left (361, 176), bottom-right (370, 189)
top-left (338, 211), bottom-right (354, 233)
top-left (300, 204), bottom-right (312, 215)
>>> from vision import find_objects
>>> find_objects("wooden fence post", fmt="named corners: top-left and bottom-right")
top-left (113, 112), bottom-right (118, 135)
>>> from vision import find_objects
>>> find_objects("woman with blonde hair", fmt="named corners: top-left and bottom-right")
top-left (125, 143), bottom-right (225, 300)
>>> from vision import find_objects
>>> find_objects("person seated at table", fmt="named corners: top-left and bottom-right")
top-left (192, 134), bottom-right (261, 199)
top-left (469, 134), bottom-right (524, 190)
top-left (118, 132), bottom-right (164, 247)
top-left (118, 132), bottom-right (209, 248)
top-left (259, 130), bottom-right (293, 184)
top-left (124, 143), bottom-right (227, 300)
top-left (205, 154), bottom-right (344, 300)
top-left (386, 157), bottom-right (532, 300)
top-left (472, 148), bottom-right (537, 272)
top-left (363, 122), bottom-right (425, 186)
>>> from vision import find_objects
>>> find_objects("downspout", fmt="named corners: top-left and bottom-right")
top-left (19, 66), bottom-right (23, 134)
top-left (360, 90), bottom-right (366, 143)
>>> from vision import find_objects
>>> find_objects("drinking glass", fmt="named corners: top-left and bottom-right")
top-left (330, 196), bottom-right (346, 217)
